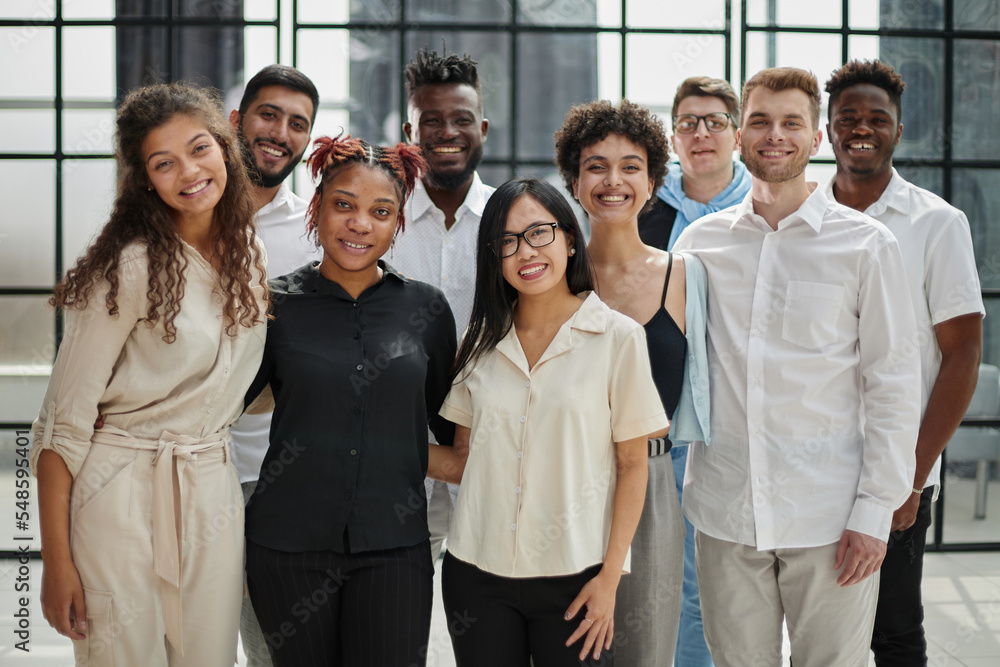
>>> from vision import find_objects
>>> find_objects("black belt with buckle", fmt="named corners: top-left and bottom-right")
top-left (648, 437), bottom-right (672, 457)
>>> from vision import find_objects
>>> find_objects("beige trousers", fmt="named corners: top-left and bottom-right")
top-left (696, 531), bottom-right (879, 667)
top-left (68, 431), bottom-right (244, 666)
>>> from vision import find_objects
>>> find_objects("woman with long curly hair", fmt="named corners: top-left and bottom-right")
top-left (243, 134), bottom-right (457, 666)
top-left (554, 100), bottom-right (711, 667)
top-left (32, 82), bottom-right (268, 666)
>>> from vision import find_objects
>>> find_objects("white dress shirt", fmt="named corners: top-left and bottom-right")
top-left (440, 293), bottom-right (668, 577)
top-left (390, 173), bottom-right (495, 504)
top-left (673, 185), bottom-right (920, 550)
top-left (826, 170), bottom-right (984, 492)
top-left (231, 182), bottom-right (322, 483)
top-left (390, 173), bottom-right (495, 338)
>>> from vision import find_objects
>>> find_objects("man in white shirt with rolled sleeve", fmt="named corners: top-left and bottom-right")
top-left (825, 59), bottom-right (983, 667)
top-left (673, 67), bottom-right (920, 666)
top-left (390, 48), bottom-right (495, 564)
top-left (228, 64), bottom-right (322, 667)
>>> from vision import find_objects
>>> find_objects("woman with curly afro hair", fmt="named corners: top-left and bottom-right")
top-left (555, 99), bottom-right (711, 667)
top-left (242, 134), bottom-right (458, 667)
top-left (33, 82), bottom-right (268, 665)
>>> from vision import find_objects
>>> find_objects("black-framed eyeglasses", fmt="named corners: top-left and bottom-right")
top-left (493, 222), bottom-right (564, 258)
top-left (672, 112), bottom-right (735, 134)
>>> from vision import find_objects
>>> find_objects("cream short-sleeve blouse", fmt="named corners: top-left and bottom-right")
top-left (440, 292), bottom-right (668, 578)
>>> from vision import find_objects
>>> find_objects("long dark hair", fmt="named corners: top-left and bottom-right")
top-left (51, 82), bottom-right (266, 342)
top-left (451, 178), bottom-right (593, 380)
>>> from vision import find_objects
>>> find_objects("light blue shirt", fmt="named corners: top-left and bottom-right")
top-left (672, 253), bottom-right (711, 446)
top-left (659, 161), bottom-right (752, 250)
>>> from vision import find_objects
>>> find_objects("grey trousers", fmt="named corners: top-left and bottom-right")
top-left (427, 478), bottom-right (455, 564)
top-left (613, 453), bottom-right (685, 666)
top-left (240, 480), bottom-right (273, 667)
top-left (696, 531), bottom-right (880, 667)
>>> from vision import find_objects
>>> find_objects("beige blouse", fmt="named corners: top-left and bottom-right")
top-left (31, 241), bottom-right (267, 477)
top-left (440, 292), bottom-right (668, 578)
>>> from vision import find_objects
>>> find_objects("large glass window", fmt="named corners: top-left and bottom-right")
top-left (3, 0), bottom-right (999, 555)
top-left (742, 0), bottom-right (1000, 549)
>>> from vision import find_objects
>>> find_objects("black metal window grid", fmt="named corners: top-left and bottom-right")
top-left (742, 0), bottom-right (1000, 552)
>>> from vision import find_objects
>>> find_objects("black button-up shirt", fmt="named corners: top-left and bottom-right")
top-left (245, 261), bottom-right (456, 553)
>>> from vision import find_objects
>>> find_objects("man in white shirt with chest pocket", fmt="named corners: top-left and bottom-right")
top-left (673, 67), bottom-right (921, 666)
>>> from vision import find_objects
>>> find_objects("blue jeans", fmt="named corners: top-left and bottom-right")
top-left (671, 445), bottom-right (714, 667)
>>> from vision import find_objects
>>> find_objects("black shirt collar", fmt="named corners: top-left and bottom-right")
top-left (272, 260), bottom-right (408, 299)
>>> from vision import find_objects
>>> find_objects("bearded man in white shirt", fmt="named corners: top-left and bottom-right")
top-left (391, 48), bottom-right (495, 564)
top-left (825, 59), bottom-right (983, 667)
top-left (672, 67), bottom-right (920, 666)
top-left (228, 64), bottom-right (322, 667)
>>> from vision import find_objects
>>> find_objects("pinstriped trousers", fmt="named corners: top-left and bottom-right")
top-left (246, 539), bottom-right (433, 667)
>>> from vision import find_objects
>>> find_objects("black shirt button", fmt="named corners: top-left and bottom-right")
top-left (344, 492), bottom-right (352, 500)
top-left (355, 364), bottom-right (363, 371)
top-left (353, 331), bottom-right (361, 339)
top-left (353, 302), bottom-right (359, 308)
top-left (350, 449), bottom-right (358, 456)
top-left (353, 406), bottom-right (361, 415)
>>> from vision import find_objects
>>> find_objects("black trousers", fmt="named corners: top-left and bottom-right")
top-left (871, 487), bottom-right (934, 667)
top-left (246, 539), bottom-right (433, 667)
top-left (442, 552), bottom-right (613, 667)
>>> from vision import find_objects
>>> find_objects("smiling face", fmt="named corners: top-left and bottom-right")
top-left (573, 133), bottom-right (655, 224)
top-left (143, 113), bottom-right (228, 227)
top-left (316, 163), bottom-right (401, 284)
top-left (827, 83), bottom-right (902, 179)
top-left (404, 83), bottom-right (488, 191)
top-left (500, 195), bottom-right (574, 299)
top-left (738, 87), bottom-right (822, 184)
top-left (672, 95), bottom-right (738, 181)
top-left (233, 84), bottom-right (314, 189)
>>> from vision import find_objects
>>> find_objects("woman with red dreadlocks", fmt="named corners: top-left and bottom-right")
top-left (242, 134), bottom-right (457, 667)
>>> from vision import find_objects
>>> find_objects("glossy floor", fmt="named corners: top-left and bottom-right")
top-left (2, 549), bottom-right (997, 666)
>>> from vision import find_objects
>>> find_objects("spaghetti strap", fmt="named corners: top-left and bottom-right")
top-left (660, 253), bottom-right (673, 309)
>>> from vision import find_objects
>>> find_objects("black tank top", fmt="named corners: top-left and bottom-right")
top-left (644, 253), bottom-right (687, 419)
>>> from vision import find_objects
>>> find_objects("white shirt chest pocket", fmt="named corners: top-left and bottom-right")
top-left (782, 281), bottom-right (846, 349)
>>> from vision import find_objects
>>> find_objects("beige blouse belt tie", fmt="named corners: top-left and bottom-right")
top-left (90, 425), bottom-right (231, 656)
